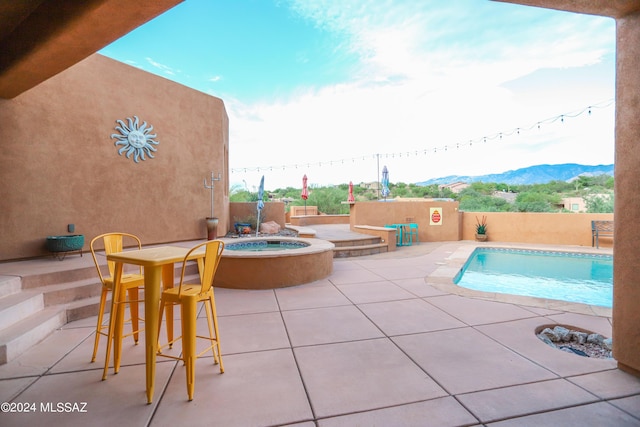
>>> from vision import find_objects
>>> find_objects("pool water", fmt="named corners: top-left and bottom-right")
top-left (454, 248), bottom-right (613, 307)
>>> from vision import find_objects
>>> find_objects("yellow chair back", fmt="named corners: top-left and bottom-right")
top-left (90, 232), bottom-right (143, 284)
top-left (177, 240), bottom-right (224, 297)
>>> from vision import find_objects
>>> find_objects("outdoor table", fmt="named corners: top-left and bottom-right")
top-left (107, 245), bottom-right (205, 404)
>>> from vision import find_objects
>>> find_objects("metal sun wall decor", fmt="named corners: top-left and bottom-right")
top-left (111, 116), bottom-right (159, 163)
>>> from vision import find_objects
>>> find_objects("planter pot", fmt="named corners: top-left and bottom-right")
top-left (475, 233), bottom-right (488, 242)
top-left (206, 217), bottom-right (219, 240)
top-left (234, 222), bottom-right (251, 235)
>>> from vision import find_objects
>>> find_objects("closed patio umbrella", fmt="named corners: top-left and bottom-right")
top-left (381, 166), bottom-right (390, 201)
top-left (348, 181), bottom-right (355, 203)
top-left (301, 174), bottom-right (309, 215)
top-left (256, 175), bottom-right (264, 236)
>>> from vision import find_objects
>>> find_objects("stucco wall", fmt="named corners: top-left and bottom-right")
top-left (349, 201), bottom-right (461, 242)
top-left (289, 214), bottom-right (350, 226)
top-left (229, 202), bottom-right (286, 233)
top-left (613, 11), bottom-right (640, 377)
top-left (347, 201), bottom-right (613, 248)
top-left (460, 212), bottom-right (614, 247)
top-left (0, 54), bottom-right (229, 260)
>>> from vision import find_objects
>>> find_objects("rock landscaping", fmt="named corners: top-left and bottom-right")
top-left (537, 325), bottom-right (613, 359)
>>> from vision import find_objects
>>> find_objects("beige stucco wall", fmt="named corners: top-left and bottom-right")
top-left (613, 11), bottom-right (640, 377)
top-left (289, 214), bottom-right (350, 226)
top-left (460, 212), bottom-right (614, 247)
top-left (347, 202), bottom-right (613, 247)
top-left (229, 202), bottom-right (286, 232)
top-left (349, 201), bottom-right (461, 242)
top-left (0, 54), bottom-right (229, 260)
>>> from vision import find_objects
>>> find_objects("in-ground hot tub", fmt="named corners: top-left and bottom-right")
top-left (215, 237), bottom-right (334, 289)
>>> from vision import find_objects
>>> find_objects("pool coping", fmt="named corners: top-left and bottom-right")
top-left (426, 242), bottom-right (613, 318)
top-left (218, 236), bottom-right (335, 258)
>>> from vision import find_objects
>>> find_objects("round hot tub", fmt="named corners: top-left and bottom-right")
top-left (225, 239), bottom-right (311, 252)
top-left (216, 237), bottom-right (334, 290)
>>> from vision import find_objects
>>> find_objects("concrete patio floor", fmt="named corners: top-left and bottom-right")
top-left (0, 233), bottom-right (639, 426)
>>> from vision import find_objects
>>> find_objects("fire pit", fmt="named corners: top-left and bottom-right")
top-left (46, 234), bottom-right (84, 260)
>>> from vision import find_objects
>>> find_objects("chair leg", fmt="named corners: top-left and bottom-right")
top-left (112, 284), bottom-right (127, 375)
top-left (204, 299), bottom-right (219, 366)
top-left (103, 263), bottom-right (125, 380)
top-left (91, 286), bottom-right (109, 363)
top-left (208, 296), bottom-right (224, 373)
top-left (128, 287), bottom-right (140, 344)
top-left (102, 288), bottom-right (118, 380)
top-left (182, 298), bottom-right (198, 401)
top-left (157, 298), bottom-right (166, 353)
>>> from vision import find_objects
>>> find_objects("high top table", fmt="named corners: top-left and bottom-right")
top-left (107, 245), bottom-right (205, 404)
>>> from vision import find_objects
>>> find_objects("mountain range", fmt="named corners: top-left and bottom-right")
top-left (416, 163), bottom-right (614, 186)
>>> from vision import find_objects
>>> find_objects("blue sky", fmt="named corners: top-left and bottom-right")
top-left (100, 0), bottom-right (616, 190)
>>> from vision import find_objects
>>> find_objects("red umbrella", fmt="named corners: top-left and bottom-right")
top-left (301, 174), bottom-right (309, 215)
top-left (348, 181), bottom-right (355, 203)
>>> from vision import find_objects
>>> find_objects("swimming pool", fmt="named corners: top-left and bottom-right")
top-left (454, 248), bottom-right (613, 307)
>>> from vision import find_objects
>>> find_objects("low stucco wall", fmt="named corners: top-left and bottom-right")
top-left (229, 202), bottom-right (286, 233)
top-left (289, 214), bottom-right (350, 226)
top-left (353, 225), bottom-right (398, 252)
top-left (347, 201), bottom-right (612, 248)
top-left (460, 212), bottom-right (614, 248)
top-left (349, 200), bottom-right (461, 242)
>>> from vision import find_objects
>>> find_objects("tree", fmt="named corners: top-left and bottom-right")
top-left (514, 191), bottom-right (561, 212)
top-left (229, 185), bottom-right (256, 202)
top-left (307, 186), bottom-right (350, 214)
top-left (584, 193), bottom-right (614, 213)
top-left (458, 188), bottom-right (511, 212)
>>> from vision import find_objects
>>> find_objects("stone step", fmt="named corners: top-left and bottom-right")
top-left (0, 275), bottom-right (22, 298)
top-left (20, 265), bottom-right (99, 289)
top-left (66, 294), bottom-right (104, 323)
top-left (39, 278), bottom-right (103, 306)
top-left (0, 306), bottom-right (67, 364)
top-left (0, 267), bottom-right (202, 365)
top-left (333, 243), bottom-right (389, 258)
top-left (0, 291), bottom-right (44, 327)
top-left (331, 237), bottom-right (381, 248)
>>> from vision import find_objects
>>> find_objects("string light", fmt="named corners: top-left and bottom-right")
top-left (231, 99), bottom-right (613, 173)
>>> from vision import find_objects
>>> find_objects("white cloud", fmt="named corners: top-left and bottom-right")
top-left (145, 57), bottom-right (177, 76)
top-left (226, 1), bottom-right (615, 189)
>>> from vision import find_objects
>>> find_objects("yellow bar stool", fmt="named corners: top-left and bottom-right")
top-left (157, 240), bottom-right (225, 401)
top-left (90, 233), bottom-right (146, 372)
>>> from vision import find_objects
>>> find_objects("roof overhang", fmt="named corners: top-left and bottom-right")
top-left (0, 0), bottom-right (183, 99)
top-left (493, 0), bottom-right (640, 18)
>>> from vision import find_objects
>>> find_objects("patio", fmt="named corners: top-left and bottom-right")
top-left (0, 230), bottom-right (639, 426)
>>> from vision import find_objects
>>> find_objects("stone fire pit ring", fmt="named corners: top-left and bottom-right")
top-left (46, 234), bottom-right (84, 260)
